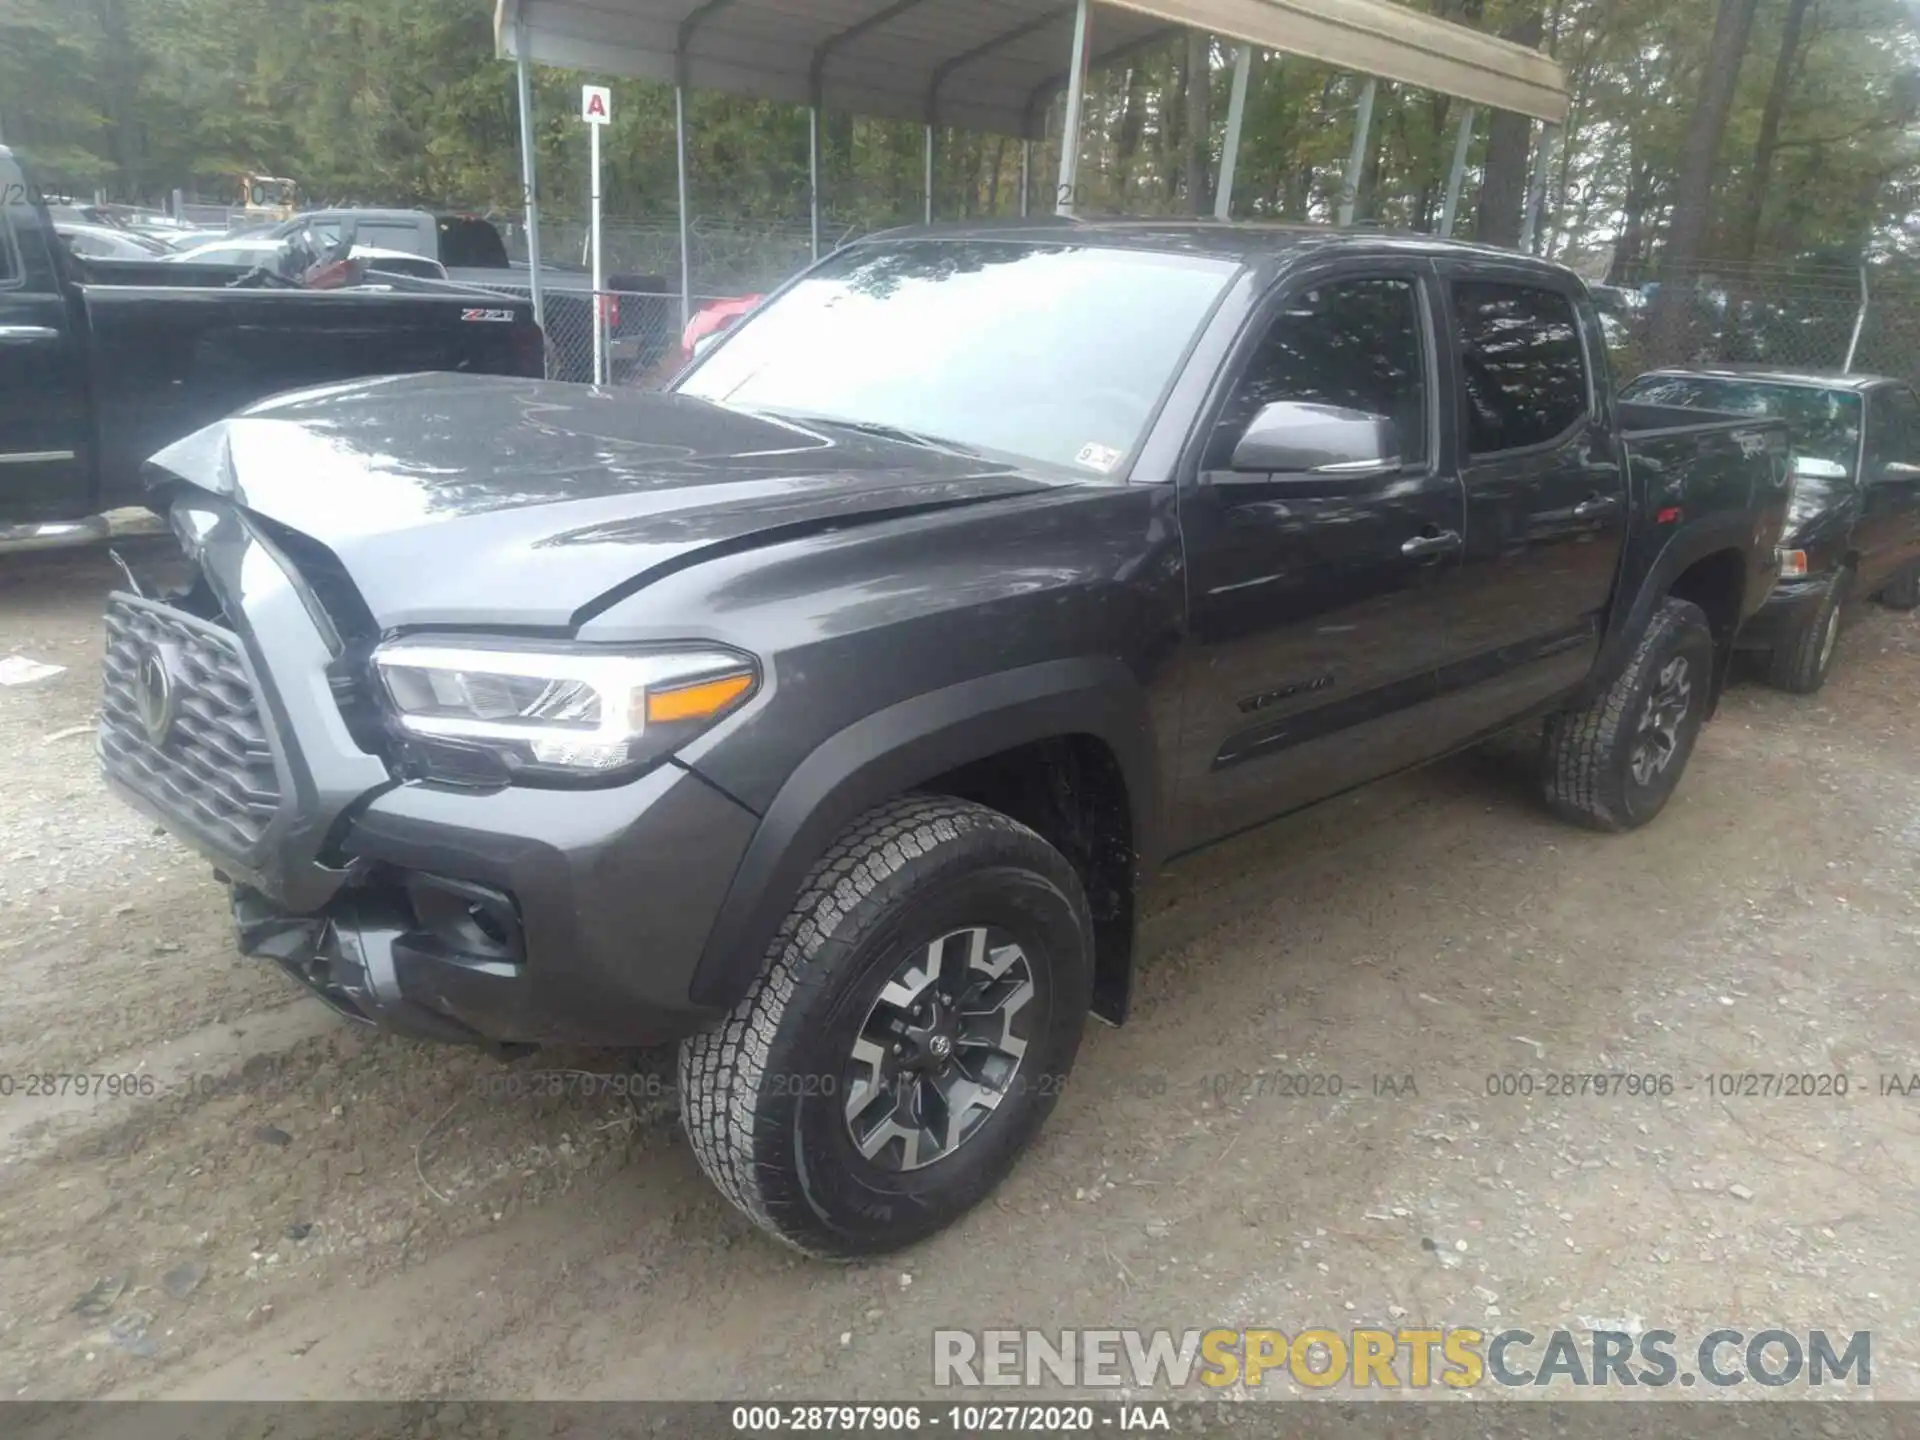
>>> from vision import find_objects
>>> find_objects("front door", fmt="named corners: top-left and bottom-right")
top-left (0, 189), bottom-right (89, 522)
top-left (1172, 264), bottom-right (1466, 850)
top-left (1431, 270), bottom-right (1629, 732)
top-left (1858, 384), bottom-right (1920, 591)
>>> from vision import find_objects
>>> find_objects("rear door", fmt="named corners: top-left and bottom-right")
top-left (0, 176), bottom-right (91, 522)
top-left (1433, 269), bottom-right (1627, 728)
top-left (1172, 261), bottom-right (1465, 848)
top-left (1858, 384), bottom-right (1920, 590)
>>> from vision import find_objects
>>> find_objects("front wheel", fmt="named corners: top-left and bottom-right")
top-left (679, 796), bottom-right (1093, 1257)
top-left (1763, 572), bottom-right (1847, 694)
top-left (1541, 597), bottom-right (1716, 833)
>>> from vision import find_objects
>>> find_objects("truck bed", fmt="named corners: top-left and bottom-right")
top-left (68, 262), bottom-right (543, 515)
top-left (1614, 401), bottom-right (1793, 658)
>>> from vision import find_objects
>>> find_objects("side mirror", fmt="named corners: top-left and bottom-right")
top-left (1230, 400), bottom-right (1401, 476)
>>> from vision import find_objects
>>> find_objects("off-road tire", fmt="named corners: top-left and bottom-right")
top-left (1541, 597), bottom-right (1716, 833)
top-left (1763, 571), bottom-right (1847, 694)
top-left (678, 795), bottom-right (1093, 1257)
top-left (1876, 563), bottom-right (1920, 612)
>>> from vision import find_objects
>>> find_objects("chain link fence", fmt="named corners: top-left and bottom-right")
top-left (1601, 258), bottom-right (1920, 388)
top-left (147, 190), bottom-right (1920, 393)
top-left (479, 208), bottom-right (881, 386)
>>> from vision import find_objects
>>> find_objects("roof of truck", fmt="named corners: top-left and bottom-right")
top-left (1632, 366), bottom-right (1901, 393)
top-left (854, 218), bottom-right (1582, 283)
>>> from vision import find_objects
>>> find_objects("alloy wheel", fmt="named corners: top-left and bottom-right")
top-left (843, 926), bottom-right (1037, 1172)
top-left (1629, 655), bottom-right (1693, 787)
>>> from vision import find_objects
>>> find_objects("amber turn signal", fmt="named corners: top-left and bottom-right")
top-left (646, 671), bottom-right (755, 724)
top-left (1777, 548), bottom-right (1808, 579)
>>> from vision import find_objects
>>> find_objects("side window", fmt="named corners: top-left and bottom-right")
top-left (1875, 388), bottom-right (1920, 465)
top-left (1218, 276), bottom-right (1428, 467)
top-left (1454, 281), bottom-right (1588, 455)
top-left (0, 207), bottom-right (21, 286)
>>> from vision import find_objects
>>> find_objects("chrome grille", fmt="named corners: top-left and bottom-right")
top-left (100, 596), bottom-right (281, 854)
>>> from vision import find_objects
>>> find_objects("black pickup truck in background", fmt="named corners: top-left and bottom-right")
top-left (0, 148), bottom-right (546, 549)
top-left (106, 226), bottom-right (1789, 1258)
top-left (1623, 367), bottom-right (1920, 692)
top-left (260, 209), bottom-right (674, 383)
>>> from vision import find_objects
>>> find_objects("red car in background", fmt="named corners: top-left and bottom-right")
top-left (680, 294), bottom-right (761, 364)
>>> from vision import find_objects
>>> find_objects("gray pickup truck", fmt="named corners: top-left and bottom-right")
top-left (102, 223), bottom-right (1789, 1257)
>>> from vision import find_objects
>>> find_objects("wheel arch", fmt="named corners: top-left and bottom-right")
top-left (687, 658), bottom-right (1160, 1022)
top-left (1593, 526), bottom-right (1750, 716)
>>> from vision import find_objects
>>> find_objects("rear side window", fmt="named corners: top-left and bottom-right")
top-left (436, 217), bottom-right (509, 269)
top-left (1870, 387), bottom-right (1920, 469)
top-left (1454, 282), bottom-right (1588, 455)
top-left (356, 222), bottom-right (434, 258)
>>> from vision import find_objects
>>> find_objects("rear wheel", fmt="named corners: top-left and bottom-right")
top-left (1763, 571), bottom-right (1847, 694)
top-left (1876, 563), bottom-right (1920, 612)
top-left (1541, 597), bottom-right (1715, 833)
top-left (678, 795), bottom-right (1093, 1257)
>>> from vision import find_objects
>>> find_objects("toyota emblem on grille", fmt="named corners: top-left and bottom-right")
top-left (136, 645), bottom-right (181, 747)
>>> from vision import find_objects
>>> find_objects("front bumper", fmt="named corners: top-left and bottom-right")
top-left (1736, 569), bottom-right (1834, 650)
top-left (101, 501), bottom-right (759, 1048)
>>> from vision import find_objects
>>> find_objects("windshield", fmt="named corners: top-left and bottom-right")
top-left (1622, 374), bottom-right (1863, 474)
top-left (674, 239), bottom-right (1237, 473)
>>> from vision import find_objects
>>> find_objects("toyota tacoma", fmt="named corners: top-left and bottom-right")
top-left (100, 223), bottom-right (1791, 1256)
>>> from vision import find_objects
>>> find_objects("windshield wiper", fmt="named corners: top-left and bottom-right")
top-left (755, 410), bottom-right (982, 459)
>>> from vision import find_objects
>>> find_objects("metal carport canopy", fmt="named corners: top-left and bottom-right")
top-left (493, 0), bottom-right (1570, 136)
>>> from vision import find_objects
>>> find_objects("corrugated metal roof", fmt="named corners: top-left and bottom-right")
top-left (495, 0), bottom-right (1569, 139)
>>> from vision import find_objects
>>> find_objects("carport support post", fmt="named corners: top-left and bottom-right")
top-left (1520, 121), bottom-right (1556, 254)
top-left (1214, 43), bottom-right (1253, 221)
top-left (924, 124), bottom-right (934, 224)
top-left (513, 16), bottom-right (546, 334)
top-left (1055, 0), bottom-right (1092, 216)
top-left (675, 84), bottom-right (692, 330)
top-left (590, 113), bottom-right (605, 386)
top-left (1438, 104), bottom-right (1475, 239)
top-left (1337, 78), bottom-right (1377, 227)
top-left (809, 105), bottom-right (822, 261)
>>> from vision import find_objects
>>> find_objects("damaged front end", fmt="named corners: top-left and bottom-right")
top-left (231, 874), bottom-right (533, 1055)
top-left (100, 488), bottom-right (545, 1051)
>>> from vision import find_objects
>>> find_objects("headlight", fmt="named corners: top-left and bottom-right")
top-left (373, 639), bottom-right (757, 785)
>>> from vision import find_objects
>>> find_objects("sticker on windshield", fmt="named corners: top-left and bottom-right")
top-left (1075, 442), bottom-right (1124, 473)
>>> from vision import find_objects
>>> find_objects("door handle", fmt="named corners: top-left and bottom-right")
top-left (1401, 529), bottom-right (1463, 559)
top-left (0, 326), bottom-right (59, 343)
top-left (1573, 494), bottom-right (1622, 521)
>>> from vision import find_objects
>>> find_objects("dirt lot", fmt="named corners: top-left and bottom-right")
top-left (3, 542), bottom-right (1918, 1405)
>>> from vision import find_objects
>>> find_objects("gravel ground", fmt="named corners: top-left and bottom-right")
top-left (2, 543), bottom-right (1918, 1405)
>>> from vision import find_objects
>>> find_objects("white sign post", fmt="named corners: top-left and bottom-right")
top-left (581, 84), bottom-right (611, 385)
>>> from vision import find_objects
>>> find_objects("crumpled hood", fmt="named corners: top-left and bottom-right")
top-left (144, 373), bottom-right (1066, 630)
